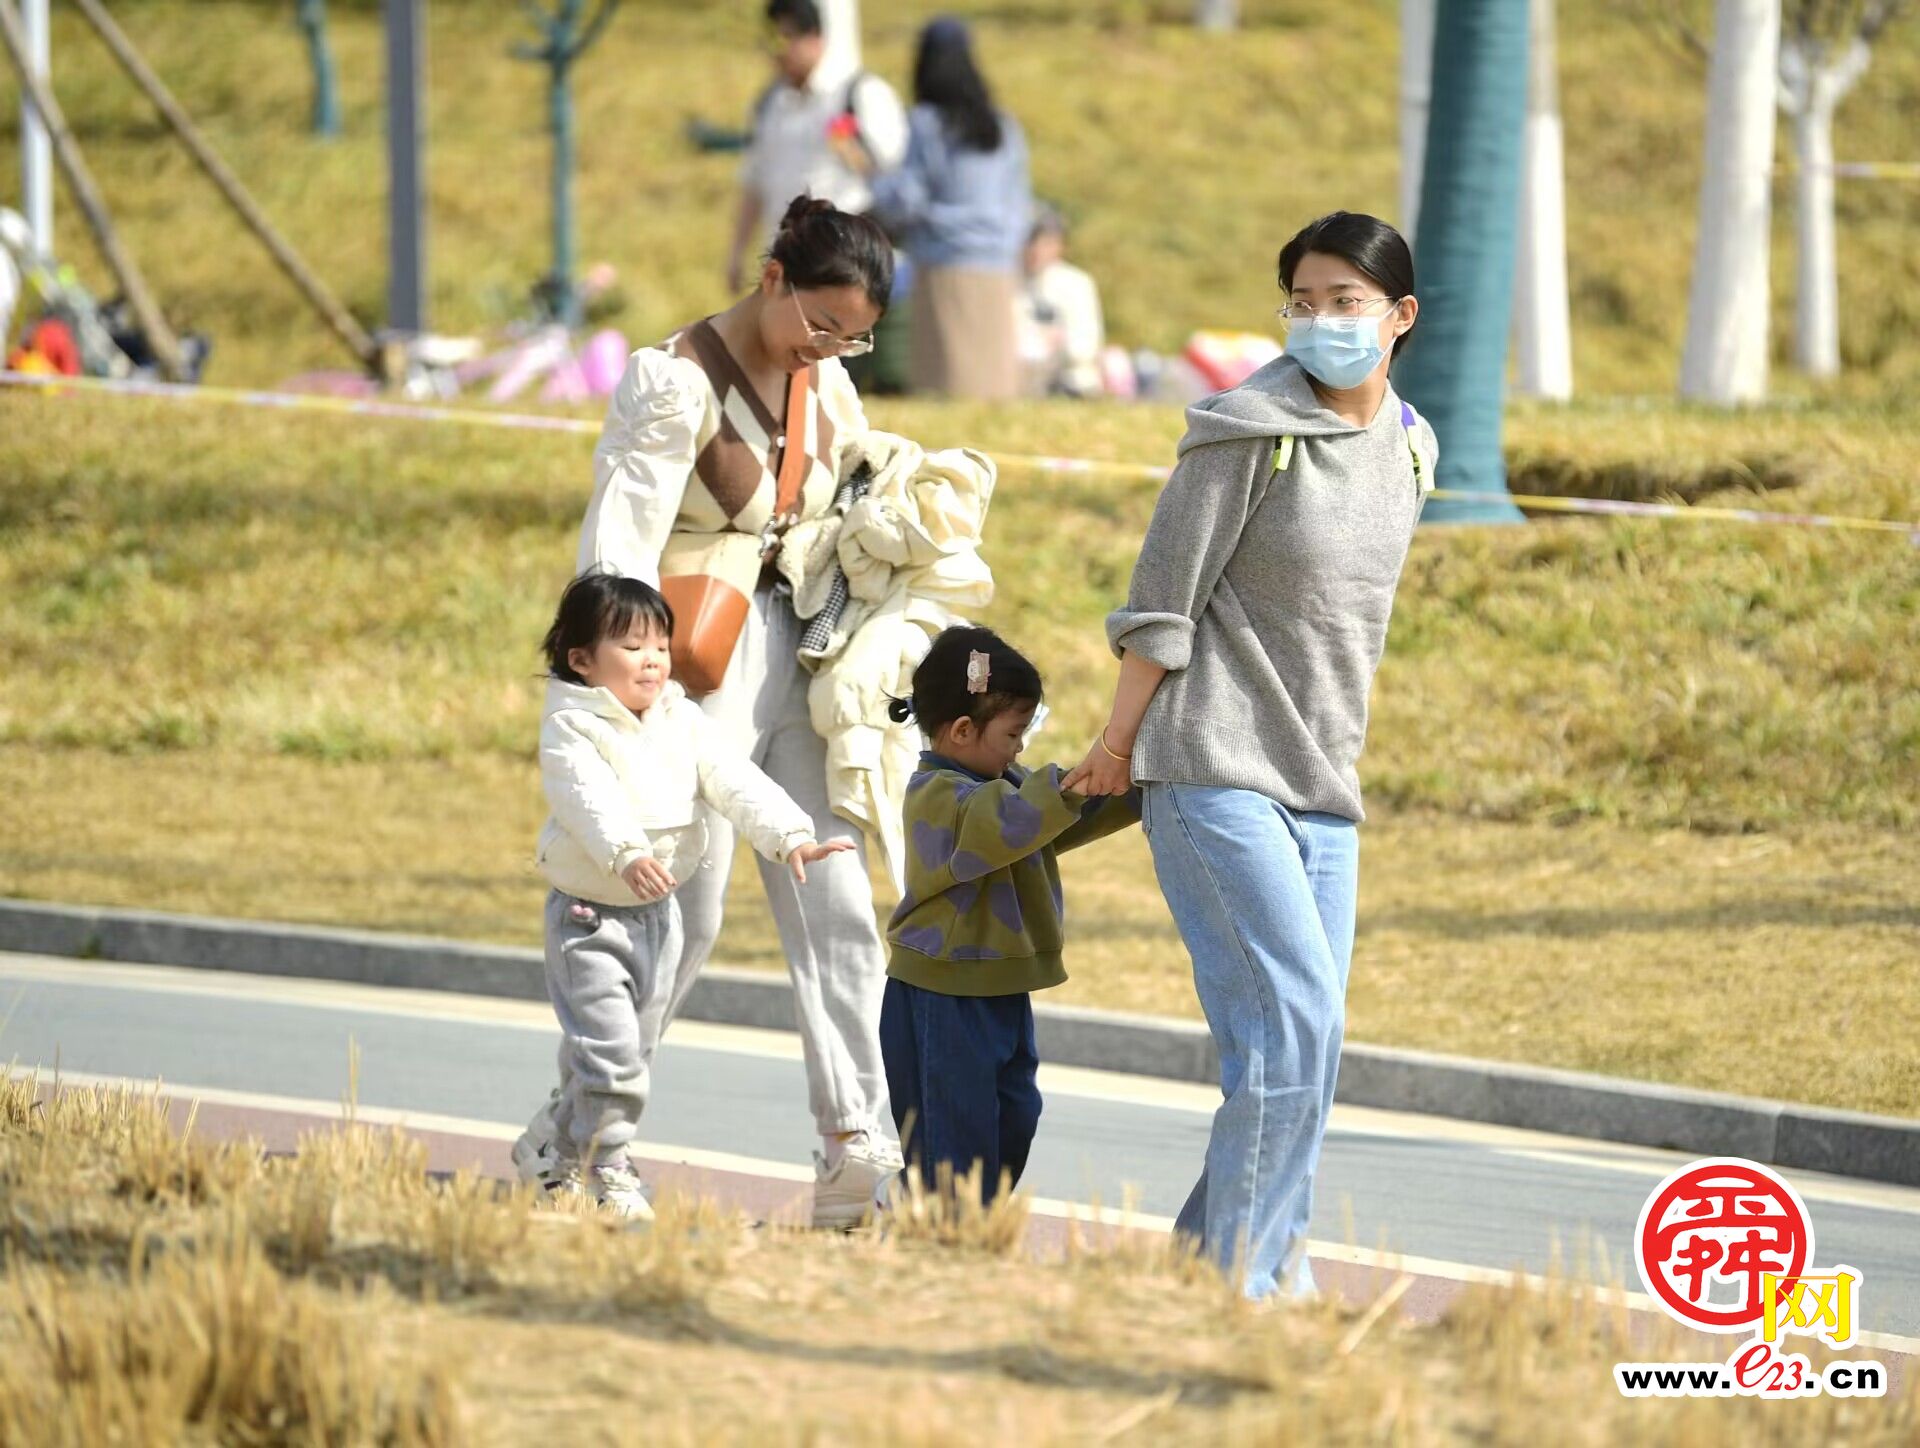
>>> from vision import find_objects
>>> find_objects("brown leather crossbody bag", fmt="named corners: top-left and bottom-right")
top-left (657, 366), bottom-right (811, 696)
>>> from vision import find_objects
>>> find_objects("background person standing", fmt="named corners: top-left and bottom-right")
top-left (727, 0), bottom-right (909, 296)
top-left (869, 17), bottom-right (1030, 400)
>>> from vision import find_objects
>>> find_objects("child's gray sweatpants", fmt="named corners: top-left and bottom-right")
top-left (542, 888), bottom-right (685, 1164)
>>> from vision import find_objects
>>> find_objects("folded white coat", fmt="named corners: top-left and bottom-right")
top-left (784, 430), bottom-right (996, 890)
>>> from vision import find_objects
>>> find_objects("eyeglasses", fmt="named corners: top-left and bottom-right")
top-left (1276, 295), bottom-right (1405, 326)
top-left (791, 290), bottom-right (875, 357)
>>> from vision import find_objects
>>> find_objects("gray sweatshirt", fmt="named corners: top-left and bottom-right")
top-left (1106, 354), bottom-right (1437, 822)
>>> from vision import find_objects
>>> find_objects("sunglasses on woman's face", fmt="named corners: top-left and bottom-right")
top-left (791, 290), bottom-right (875, 357)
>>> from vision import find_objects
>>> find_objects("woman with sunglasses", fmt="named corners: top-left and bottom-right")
top-left (1064, 211), bottom-right (1437, 1302)
top-left (553, 195), bottom-right (901, 1229)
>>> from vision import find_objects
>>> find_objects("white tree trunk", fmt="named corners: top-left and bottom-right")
top-left (1680, 0), bottom-right (1780, 405)
top-left (1400, 0), bottom-right (1436, 244)
top-left (1512, 0), bottom-right (1572, 399)
top-left (18, 0), bottom-right (51, 254)
top-left (820, 0), bottom-right (861, 76)
top-left (1195, 0), bottom-right (1240, 33)
top-left (1791, 91), bottom-right (1839, 375)
top-left (1779, 36), bottom-right (1867, 378)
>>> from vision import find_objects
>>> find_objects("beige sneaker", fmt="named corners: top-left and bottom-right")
top-left (510, 1092), bottom-right (570, 1193)
top-left (558, 1157), bottom-right (655, 1222)
top-left (810, 1134), bottom-right (902, 1230)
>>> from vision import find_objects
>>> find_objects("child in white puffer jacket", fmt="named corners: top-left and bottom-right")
top-left (516, 570), bottom-right (852, 1219)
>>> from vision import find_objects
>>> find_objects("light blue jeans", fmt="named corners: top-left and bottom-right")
top-left (1143, 782), bottom-right (1359, 1300)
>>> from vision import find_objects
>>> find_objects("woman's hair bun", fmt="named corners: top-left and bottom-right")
top-left (765, 193), bottom-right (895, 312)
top-left (777, 195), bottom-right (839, 240)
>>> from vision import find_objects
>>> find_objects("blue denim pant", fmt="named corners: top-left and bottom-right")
top-left (879, 977), bottom-right (1043, 1203)
top-left (1143, 783), bottom-right (1359, 1300)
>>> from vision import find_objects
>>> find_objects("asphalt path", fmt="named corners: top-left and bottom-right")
top-left (3, 951), bottom-right (1915, 1353)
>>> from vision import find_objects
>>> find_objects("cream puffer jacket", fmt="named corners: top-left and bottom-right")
top-left (536, 678), bottom-right (814, 907)
top-left (791, 432), bottom-right (997, 891)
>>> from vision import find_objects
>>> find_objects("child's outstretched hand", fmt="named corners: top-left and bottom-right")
top-left (622, 856), bottom-right (678, 903)
top-left (788, 839), bottom-right (857, 883)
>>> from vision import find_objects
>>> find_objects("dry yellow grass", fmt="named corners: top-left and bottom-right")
top-left (2, 1077), bottom-right (1913, 1444)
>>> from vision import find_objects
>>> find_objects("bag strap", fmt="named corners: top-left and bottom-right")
top-left (1270, 402), bottom-right (1427, 491)
top-left (840, 69), bottom-right (871, 121)
top-left (1399, 400), bottom-right (1428, 492)
top-left (772, 365), bottom-right (814, 526)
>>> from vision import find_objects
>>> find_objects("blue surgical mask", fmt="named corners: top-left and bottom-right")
top-left (1284, 316), bottom-right (1387, 389)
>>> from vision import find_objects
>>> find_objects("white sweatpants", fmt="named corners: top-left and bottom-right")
top-left (667, 582), bottom-right (893, 1139)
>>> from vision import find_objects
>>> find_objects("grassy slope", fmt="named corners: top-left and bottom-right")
top-left (0, 2), bottom-right (1916, 394)
top-left (2, 393), bottom-right (1915, 1116)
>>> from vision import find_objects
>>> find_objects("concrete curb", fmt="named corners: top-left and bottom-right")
top-left (4, 898), bottom-right (1916, 1188)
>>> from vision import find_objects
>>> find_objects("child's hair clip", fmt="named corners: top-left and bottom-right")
top-left (966, 650), bottom-right (991, 695)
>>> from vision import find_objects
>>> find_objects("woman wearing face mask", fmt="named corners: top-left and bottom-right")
top-left (1063, 211), bottom-right (1436, 1302)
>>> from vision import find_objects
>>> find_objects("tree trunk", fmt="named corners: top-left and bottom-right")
top-left (1779, 33), bottom-right (1867, 379)
top-left (1679, 0), bottom-right (1779, 405)
top-left (1791, 87), bottom-right (1839, 376)
top-left (385, 0), bottom-right (427, 335)
top-left (297, 0), bottom-right (340, 139)
top-left (1512, 0), bottom-right (1572, 399)
top-left (821, 0), bottom-right (861, 76)
top-left (1393, 0), bottom-right (1532, 523)
top-left (1399, 0), bottom-right (1436, 244)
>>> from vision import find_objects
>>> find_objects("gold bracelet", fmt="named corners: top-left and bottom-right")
top-left (1099, 729), bottom-right (1130, 762)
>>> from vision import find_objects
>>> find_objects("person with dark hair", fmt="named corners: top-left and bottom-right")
top-left (1063, 211), bottom-right (1435, 1301)
top-left (728, 0), bottom-right (908, 295)
top-left (518, 570), bottom-right (853, 1218)
top-left (567, 195), bottom-right (906, 1228)
top-left (882, 627), bottom-right (1138, 1203)
top-left (867, 17), bottom-right (1031, 399)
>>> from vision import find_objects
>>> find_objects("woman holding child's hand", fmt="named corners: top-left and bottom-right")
top-left (1061, 654), bottom-right (1166, 798)
top-left (1093, 212), bottom-right (1437, 1305)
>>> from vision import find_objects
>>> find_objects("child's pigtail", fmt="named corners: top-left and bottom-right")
top-left (886, 695), bottom-right (916, 725)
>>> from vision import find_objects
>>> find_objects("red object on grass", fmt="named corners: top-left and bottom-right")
top-left (24, 318), bottom-right (81, 376)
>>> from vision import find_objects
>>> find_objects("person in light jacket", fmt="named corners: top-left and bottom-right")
top-left (567, 197), bottom-right (905, 1228)
top-left (518, 572), bottom-right (853, 1220)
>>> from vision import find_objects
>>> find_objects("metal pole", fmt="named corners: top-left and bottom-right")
top-left (385, 0), bottom-right (426, 335)
top-left (69, 0), bottom-right (379, 370)
top-left (550, 51), bottom-right (576, 326)
top-left (18, 0), bottom-right (49, 252)
top-left (0, 0), bottom-right (185, 378)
